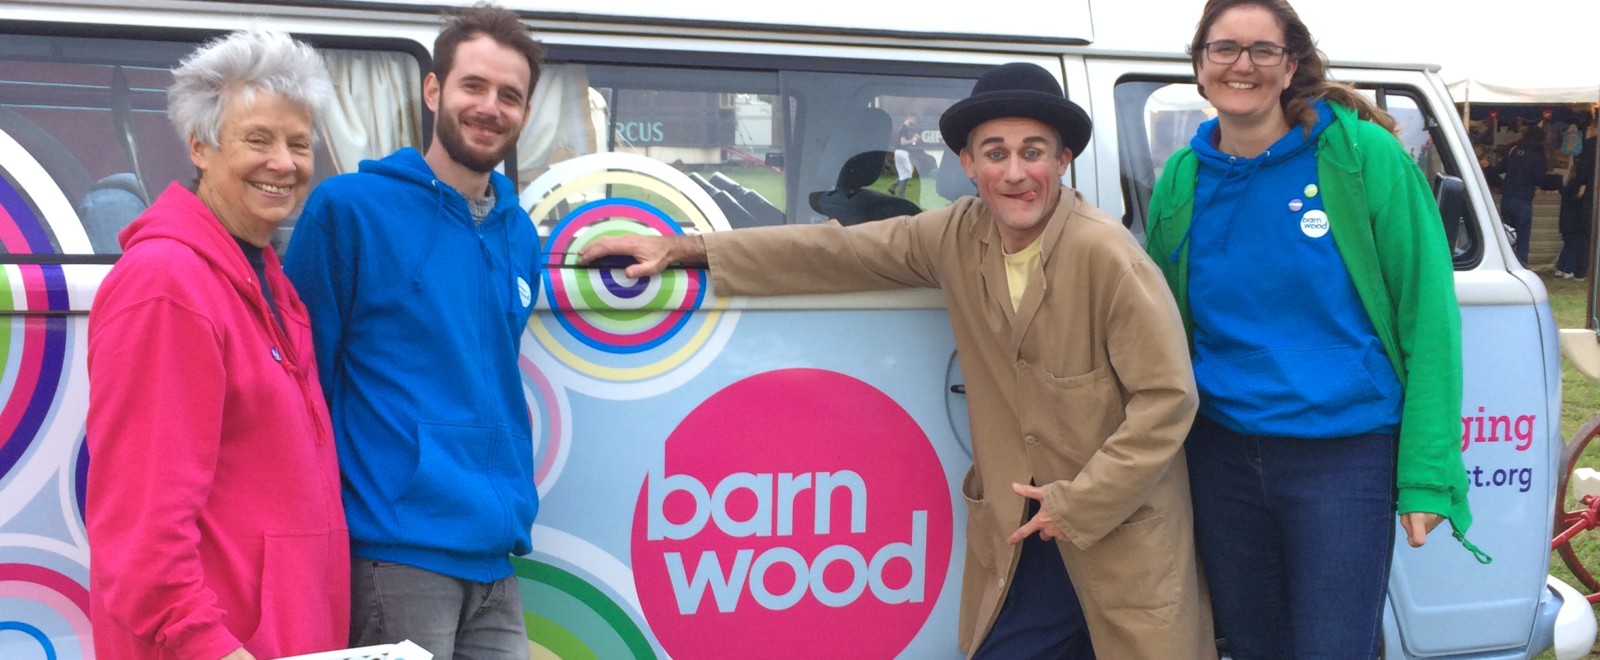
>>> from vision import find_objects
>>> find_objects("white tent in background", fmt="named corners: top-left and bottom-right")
top-left (1449, 78), bottom-right (1600, 106)
top-left (1091, 0), bottom-right (1600, 107)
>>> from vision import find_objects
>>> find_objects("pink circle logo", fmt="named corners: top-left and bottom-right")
top-left (632, 369), bottom-right (953, 658)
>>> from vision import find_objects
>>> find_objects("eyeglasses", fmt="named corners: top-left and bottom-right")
top-left (1202, 40), bottom-right (1288, 66)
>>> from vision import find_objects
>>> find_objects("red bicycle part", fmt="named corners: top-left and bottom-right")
top-left (1553, 413), bottom-right (1600, 602)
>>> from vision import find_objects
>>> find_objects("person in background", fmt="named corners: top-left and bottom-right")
top-left (580, 61), bottom-right (1215, 659)
top-left (86, 29), bottom-right (346, 660)
top-left (1556, 120), bottom-right (1596, 280)
top-left (1496, 123), bottom-right (1548, 267)
top-left (1144, 0), bottom-right (1487, 657)
top-left (284, 5), bottom-right (543, 658)
top-left (890, 114), bottom-right (920, 197)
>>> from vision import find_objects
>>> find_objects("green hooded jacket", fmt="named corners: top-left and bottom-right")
top-left (1145, 101), bottom-right (1487, 562)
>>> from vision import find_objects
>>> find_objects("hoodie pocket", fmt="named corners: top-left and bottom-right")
top-left (395, 422), bottom-right (514, 553)
top-left (245, 530), bottom-right (345, 656)
top-left (1195, 345), bottom-right (1400, 430)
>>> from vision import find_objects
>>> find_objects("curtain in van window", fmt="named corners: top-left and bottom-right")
top-left (517, 64), bottom-right (600, 183)
top-left (322, 50), bottom-right (423, 174)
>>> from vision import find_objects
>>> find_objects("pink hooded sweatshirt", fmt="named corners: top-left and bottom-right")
top-left (86, 184), bottom-right (350, 660)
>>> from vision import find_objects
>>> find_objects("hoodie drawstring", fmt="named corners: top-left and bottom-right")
top-left (409, 181), bottom-right (447, 290)
top-left (1172, 151), bottom-right (1270, 262)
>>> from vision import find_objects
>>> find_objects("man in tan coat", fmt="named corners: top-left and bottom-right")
top-left (582, 62), bottom-right (1214, 659)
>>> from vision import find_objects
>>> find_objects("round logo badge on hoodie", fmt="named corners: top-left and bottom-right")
top-left (518, 276), bottom-right (532, 307)
top-left (1300, 210), bottom-right (1330, 238)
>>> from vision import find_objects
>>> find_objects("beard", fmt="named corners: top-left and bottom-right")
top-left (435, 107), bottom-right (516, 174)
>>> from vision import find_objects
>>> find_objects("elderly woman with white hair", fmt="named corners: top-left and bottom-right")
top-left (85, 29), bottom-right (347, 660)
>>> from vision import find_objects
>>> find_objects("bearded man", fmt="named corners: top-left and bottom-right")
top-left (283, 6), bottom-right (544, 659)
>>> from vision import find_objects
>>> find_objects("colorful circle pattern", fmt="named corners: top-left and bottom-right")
top-left (515, 556), bottom-right (656, 660)
top-left (0, 560), bottom-right (91, 660)
top-left (520, 153), bottom-right (737, 392)
top-left (543, 198), bottom-right (705, 354)
top-left (519, 355), bottom-right (570, 498)
top-left (0, 127), bottom-right (98, 658)
top-left (0, 544), bottom-right (90, 660)
top-left (0, 169), bottom-right (71, 490)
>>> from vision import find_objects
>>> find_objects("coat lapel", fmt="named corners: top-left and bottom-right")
top-left (974, 207), bottom-right (1016, 335)
top-left (1007, 188), bottom-right (1076, 356)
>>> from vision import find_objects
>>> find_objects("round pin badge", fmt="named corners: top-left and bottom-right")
top-left (1300, 210), bottom-right (1329, 238)
top-left (1304, 183), bottom-right (1319, 198)
top-left (1289, 199), bottom-right (1303, 212)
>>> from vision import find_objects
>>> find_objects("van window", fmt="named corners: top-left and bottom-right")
top-left (1365, 88), bottom-right (1482, 268)
top-left (518, 58), bottom-right (976, 230)
top-left (1114, 79), bottom-right (1481, 270)
top-left (0, 31), bottom-right (422, 258)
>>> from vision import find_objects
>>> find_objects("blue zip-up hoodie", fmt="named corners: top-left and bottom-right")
top-left (1186, 101), bottom-right (1403, 438)
top-left (284, 148), bottom-right (541, 582)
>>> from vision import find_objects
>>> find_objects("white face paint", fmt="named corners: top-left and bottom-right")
top-left (1301, 209), bottom-right (1330, 238)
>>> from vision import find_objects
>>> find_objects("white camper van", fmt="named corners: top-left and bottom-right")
top-left (0, 1), bottom-right (1590, 658)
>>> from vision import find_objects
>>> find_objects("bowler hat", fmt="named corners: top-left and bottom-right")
top-left (939, 62), bottom-right (1092, 157)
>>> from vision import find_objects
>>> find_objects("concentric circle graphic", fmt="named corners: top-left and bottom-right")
top-left (516, 527), bottom-right (657, 659)
top-left (546, 198), bottom-right (705, 354)
top-left (0, 126), bottom-right (91, 522)
top-left (520, 355), bottom-right (570, 498)
top-left (520, 153), bottom-right (739, 398)
top-left (0, 544), bottom-right (92, 660)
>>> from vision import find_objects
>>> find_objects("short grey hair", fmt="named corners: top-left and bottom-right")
top-left (167, 28), bottom-right (333, 148)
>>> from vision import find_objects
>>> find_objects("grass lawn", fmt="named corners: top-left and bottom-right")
top-left (1540, 271), bottom-right (1600, 659)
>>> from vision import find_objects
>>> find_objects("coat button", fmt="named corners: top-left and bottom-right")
top-left (1015, 359), bottom-right (1026, 369)
top-left (1024, 435), bottom-right (1038, 445)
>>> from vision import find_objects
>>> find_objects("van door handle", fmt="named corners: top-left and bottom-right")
top-left (944, 352), bottom-right (973, 459)
top-left (544, 253), bottom-right (707, 270)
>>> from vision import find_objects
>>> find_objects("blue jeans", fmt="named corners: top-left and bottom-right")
top-left (1557, 229), bottom-right (1589, 277)
top-left (1186, 414), bottom-right (1396, 660)
top-left (1501, 196), bottom-right (1534, 266)
top-left (972, 502), bottom-right (1095, 660)
top-left (352, 559), bottom-right (530, 660)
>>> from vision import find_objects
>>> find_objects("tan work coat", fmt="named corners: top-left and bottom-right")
top-left (704, 189), bottom-right (1214, 658)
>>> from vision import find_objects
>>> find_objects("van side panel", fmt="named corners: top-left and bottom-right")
top-left (517, 302), bottom-right (968, 658)
top-left (0, 135), bottom-right (94, 660)
top-left (0, 3), bottom-right (1578, 658)
top-left (1387, 294), bottom-right (1557, 655)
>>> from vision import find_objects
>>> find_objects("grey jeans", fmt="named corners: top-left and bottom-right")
top-left (351, 559), bottom-right (531, 660)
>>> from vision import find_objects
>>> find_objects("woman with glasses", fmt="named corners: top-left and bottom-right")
top-left (1143, 0), bottom-right (1487, 657)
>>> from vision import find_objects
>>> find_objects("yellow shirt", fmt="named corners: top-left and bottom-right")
top-left (1003, 237), bottom-right (1042, 311)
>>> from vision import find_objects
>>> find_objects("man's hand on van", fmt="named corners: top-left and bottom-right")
top-left (1006, 483), bottom-right (1069, 545)
top-left (1401, 512), bottom-right (1444, 547)
top-left (580, 234), bottom-right (707, 279)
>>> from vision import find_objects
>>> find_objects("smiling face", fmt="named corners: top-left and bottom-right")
top-left (426, 34), bottom-right (531, 174)
top-left (1197, 4), bottom-right (1297, 128)
top-left (189, 89), bottom-right (313, 245)
top-left (958, 117), bottom-right (1072, 252)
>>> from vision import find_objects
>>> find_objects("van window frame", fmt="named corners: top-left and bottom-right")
top-left (1109, 73), bottom-right (1483, 271)
top-left (0, 20), bottom-right (431, 264)
top-left (538, 44), bottom-right (992, 228)
top-left (1365, 84), bottom-right (1485, 270)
